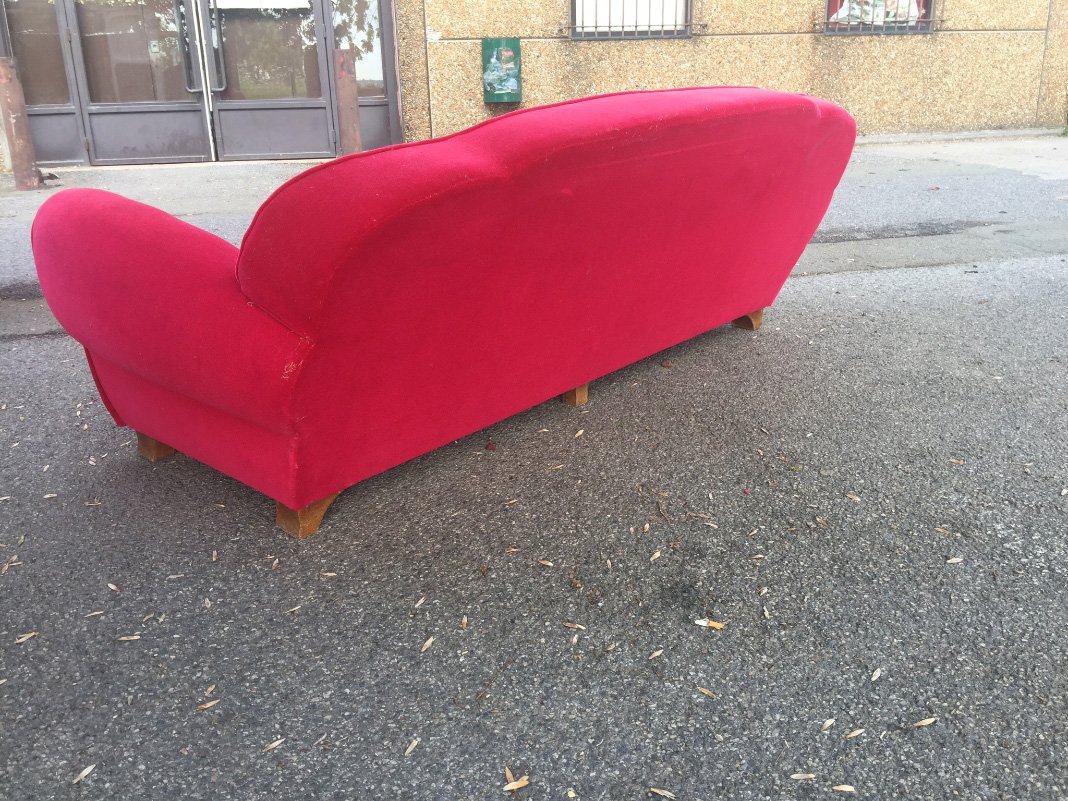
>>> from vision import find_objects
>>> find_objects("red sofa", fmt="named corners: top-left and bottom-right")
top-left (32, 87), bottom-right (855, 537)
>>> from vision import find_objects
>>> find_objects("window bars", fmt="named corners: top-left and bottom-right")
top-left (570, 0), bottom-right (692, 39)
top-left (825, 0), bottom-right (934, 34)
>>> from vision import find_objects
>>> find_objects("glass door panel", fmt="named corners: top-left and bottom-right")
top-left (5, 0), bottom-right (70, 104)
top-left (200, 0), bottom-right (334, 158)
top-left (213, 0), bottom-right (322, 100)
top-left (4, 0), bottom-right (87, 163)
top-left (331, 0), bottom-right (384, 97)
top-left (73, 0), bottom-right (195, 102)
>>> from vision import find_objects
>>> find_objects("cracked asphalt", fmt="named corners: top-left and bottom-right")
top-left (1, 135), bottom-right (1067, 800)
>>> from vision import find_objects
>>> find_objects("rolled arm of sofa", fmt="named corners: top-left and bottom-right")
top-left (32, 189), bottom-right (307, 430)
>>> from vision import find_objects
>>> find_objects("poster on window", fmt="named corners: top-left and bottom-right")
top-left (829, 0), bottom-right (922, 24)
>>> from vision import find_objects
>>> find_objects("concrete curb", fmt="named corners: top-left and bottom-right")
top-left (856, 127), bottom-right (1065, 146)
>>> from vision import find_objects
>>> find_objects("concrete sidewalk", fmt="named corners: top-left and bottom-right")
top-left (1, 135), bottom-right (1067, 800)
top-left (2, 132), bottom-right (1066, 301)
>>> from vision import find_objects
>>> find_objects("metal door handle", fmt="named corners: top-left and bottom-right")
top-left (208, 0), bottom-right (228, 92)
top-left (176, 0), bottom-right (202, 92)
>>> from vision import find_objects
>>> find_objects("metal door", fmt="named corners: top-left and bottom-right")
top-left (2, 0), bottom-right (399, 164)
top-left (62, 0), bottom-right (215, 163)
top-left (191, 0), bottom-right (335, 159)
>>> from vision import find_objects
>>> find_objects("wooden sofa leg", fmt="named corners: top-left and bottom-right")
top-left (276, 493), bottom-right (340, 539)
top-left (561, 383), bottom-right (589, 406)
top-left (136, 432), bottom-right (177, 463)
top-left (731, 308), bottom-right (764, 331)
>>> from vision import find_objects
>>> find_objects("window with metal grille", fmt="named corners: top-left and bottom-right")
top-left (570, 0), bottom-right (692, 39)
top-left (826, 0), bottom-right (934, 34)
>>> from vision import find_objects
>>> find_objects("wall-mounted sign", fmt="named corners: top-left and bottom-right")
top-left (481, 38), bottom-right (521, 103)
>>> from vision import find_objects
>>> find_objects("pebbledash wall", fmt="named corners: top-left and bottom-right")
top-left (390, 0), bottom-right (1068, 141)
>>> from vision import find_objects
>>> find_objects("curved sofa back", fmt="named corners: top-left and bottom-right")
top-left (235, 88), bottom-right (855, 503)
top-left (237, 87), bottom-right (855, 338)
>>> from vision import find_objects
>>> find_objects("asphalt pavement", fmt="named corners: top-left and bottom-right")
top-left (1, 134), bottom-right (1067, 800)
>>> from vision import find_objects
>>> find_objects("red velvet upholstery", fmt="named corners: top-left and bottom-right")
top-left (32, 87), bottom-right (855, 510)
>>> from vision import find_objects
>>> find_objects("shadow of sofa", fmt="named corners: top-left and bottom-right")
top-left (32, 87), bottom-right (856, 537)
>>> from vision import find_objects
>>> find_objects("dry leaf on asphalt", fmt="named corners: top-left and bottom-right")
top-left (72, 765), bottom-right (96, 784)
top-left (503, 776), bottom-right (529, 792)
top-left (263, 738), bottom-right (285, 752)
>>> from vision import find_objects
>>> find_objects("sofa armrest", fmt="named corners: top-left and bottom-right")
top-left (32, 189), bottom-right (307, 432)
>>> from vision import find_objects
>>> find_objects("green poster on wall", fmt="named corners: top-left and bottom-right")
top-left (482, 38), bottom-right (522, 103)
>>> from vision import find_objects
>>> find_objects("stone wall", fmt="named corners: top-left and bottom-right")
top-left (393, 0), bottom-right (1068, 140)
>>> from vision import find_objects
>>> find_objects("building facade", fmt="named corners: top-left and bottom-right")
top-left (396, 0), bottom-right (1068, 140)
top-left (1, 0), bottom-right (1066, 167)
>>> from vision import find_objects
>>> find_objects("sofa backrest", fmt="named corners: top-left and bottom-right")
top-left (236, 87), bottom-right (855, 340)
